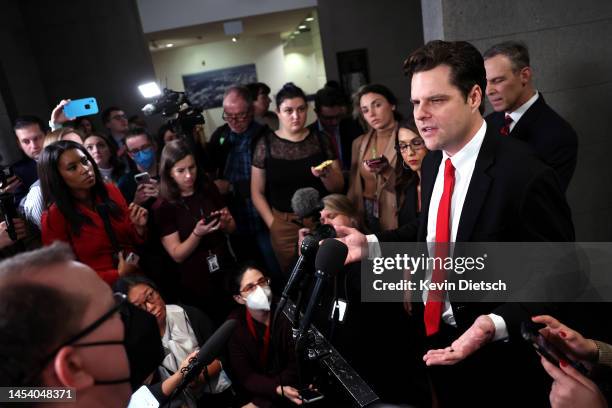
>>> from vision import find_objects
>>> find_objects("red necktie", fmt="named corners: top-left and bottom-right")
top-left (424, 158), bottom-right (455, 336)
top-left (500, 114), bottom-right (513, 136)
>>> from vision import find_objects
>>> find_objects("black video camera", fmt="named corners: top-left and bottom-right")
top-left (141, 88), bottom-right (205, 139)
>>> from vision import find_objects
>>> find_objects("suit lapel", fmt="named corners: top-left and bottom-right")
top-left (510, 93), bottom-right (545, 140)
top-left (455, 128), bottom-right (496, 242)
top-left (417, 150), bottom-right (442, 241)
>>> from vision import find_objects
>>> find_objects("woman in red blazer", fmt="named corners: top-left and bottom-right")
top-left (40, 140), bottom-right (147, 285)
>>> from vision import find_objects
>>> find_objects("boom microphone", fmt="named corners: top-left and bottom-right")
top-left (298, 239), bottom-right (348, 341)
top-left (175, 319), bottom-right (238, 393)
top-left (291, 187), bottom-right (322, 219)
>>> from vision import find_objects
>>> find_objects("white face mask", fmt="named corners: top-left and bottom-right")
top-left (244, 285), bottom-right (272, 311)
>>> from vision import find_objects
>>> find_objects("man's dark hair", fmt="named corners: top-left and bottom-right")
top-left (126, 127), bottom-right (154, 144)
top-left (0, 243), bottom-right (86, 386)
top-left (13, 115), bottom-right (47, 134)
top-left (404, 40), bottom-right (487, 114)
top-left (224, 85), bottom-right (254, 106)
top-left (245, 82), bottom-right (271, 100)
top-left (483, 40), bottom-right (531, 71)
top-left (314, 86), bottom-right (347, 113)
top-left (101, 106), bottom-right (122, 125)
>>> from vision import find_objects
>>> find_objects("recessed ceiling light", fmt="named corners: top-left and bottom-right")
top-left (166, 43), bottom-right (174, 47)
top-left (232, 37), bottom-right (237, 42)
top-left (305, 17), bottom-right (314, 22)
top-left (298, 25), bottom-right (307, 29)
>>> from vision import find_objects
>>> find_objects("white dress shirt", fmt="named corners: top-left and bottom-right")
top-left (367, 120), bottom-right (508, 340)
top-left (507, 91), bottom-right (539, 133)
top-left (424, 120), bottom-right (487, 327)
top-left (424, 120), bottom-right (507, 340)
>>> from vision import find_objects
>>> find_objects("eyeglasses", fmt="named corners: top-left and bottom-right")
top-left (240, 277), bottom-right (271, 295)
top-left (222, 111), bottom-right (250, 122)
top-left (132, 288), bottom-right (159, 311)
top-left (111, 114), bottom-right (127, 121)
top-left (23, 293), bottom-right (127, 384)
top-left (397, 137), bottom-right (425, 153)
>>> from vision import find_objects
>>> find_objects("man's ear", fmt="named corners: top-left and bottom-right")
top-left (53, 346), bottom-right (95, 390)
top-left (520, 66), bottom-right (532, 86)
top-left (233, 294), bottom-right (246, 305)
top-left (468, 85), bottom-right (483, 113)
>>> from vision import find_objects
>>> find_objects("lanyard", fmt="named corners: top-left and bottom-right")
top-left (245, 309), bottom-right (271, 367)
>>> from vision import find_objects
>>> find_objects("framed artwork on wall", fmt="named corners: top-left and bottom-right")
top-left (182, 63), bottom-right (257, 109)
top-left (336, 49), bottom-right (370, 97)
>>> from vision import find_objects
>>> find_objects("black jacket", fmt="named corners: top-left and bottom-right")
top-left (486, 93), bottom-right (578, 192)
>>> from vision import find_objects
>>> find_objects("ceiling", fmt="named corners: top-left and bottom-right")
top-left (146, 7), bottom-right (316, 52)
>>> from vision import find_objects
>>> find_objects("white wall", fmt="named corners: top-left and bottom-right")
top-left (152, 34), bottom-right (287, 136)
top-left (151, 33), bottom-right (324, 137)
top-left (138, 0), bottom-right (317, 33)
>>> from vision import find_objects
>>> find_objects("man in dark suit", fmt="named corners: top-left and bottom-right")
top-left (307, 86), bottom-right (362, 172)
top-left (484, 41), bottom-right (578, 192)
top-left (338, 40), bottom-right (576, 406)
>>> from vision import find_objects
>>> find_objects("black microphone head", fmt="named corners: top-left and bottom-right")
top-left (195, 319), bottom-right (238, 365)
top-left (315, 238), bottom-right (348, 273)
top-left (291, 187), bottom-right (322, 218)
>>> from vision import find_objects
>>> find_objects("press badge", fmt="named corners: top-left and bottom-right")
top-left (207, 253), bottom-right (220, 273)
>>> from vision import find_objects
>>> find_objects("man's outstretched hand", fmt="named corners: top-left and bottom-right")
top-left (334, 225), bottom-right (367, 264)
top-left (423, 315), bottom-right (495, 366)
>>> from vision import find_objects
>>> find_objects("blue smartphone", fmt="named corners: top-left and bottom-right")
top-left (63, 97), bottom-right (99, 118)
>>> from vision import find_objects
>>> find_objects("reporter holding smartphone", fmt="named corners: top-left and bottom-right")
top-left (347, 84), bottom-right (401, 232)
top-left (251, 83), bottom-right (343, 273)
top-left (118, 128), bottom-right (160, 206)
top-left (153, 140), bottom-right (236, 324)
top-left (532, 315), bottom-right (610, 407)
top-left (39, 141), bottom-right (147, 285)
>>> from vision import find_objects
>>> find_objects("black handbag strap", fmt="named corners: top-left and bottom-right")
top-left (96, 203), bottom-right (120, 268)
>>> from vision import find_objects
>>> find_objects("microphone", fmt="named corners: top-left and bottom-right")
top-left (276, 234), bottom-right (320, 324)
top-left (297, 239), bottom-right (348, 341)
top-left (291, 187), bottom-right (322, 220)
top-left (175, 319), bottom-right (238, 393)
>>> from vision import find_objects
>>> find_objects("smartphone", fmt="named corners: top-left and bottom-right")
top-left (63, 97), bottom-right (99, 118)
top-left (299, 388), bottom-right (324, 404)
top-left (521, 322), bottom-right (589, 376)
top-left (314, 160), bottom-right (333, 172)
top-left (364, 156), bottom-right (387, 167)
top-left (125, 252), bottom-right (140, 264)
top-left (203, 214), bottom-right (221, 224)
top-left (134, 172), bottom-right (151, 185)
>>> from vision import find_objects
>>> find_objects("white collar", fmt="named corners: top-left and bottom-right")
top-left (507, 91), bottom-right (539, 123)
top-left (442, 120), bottom-right (487, 172)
